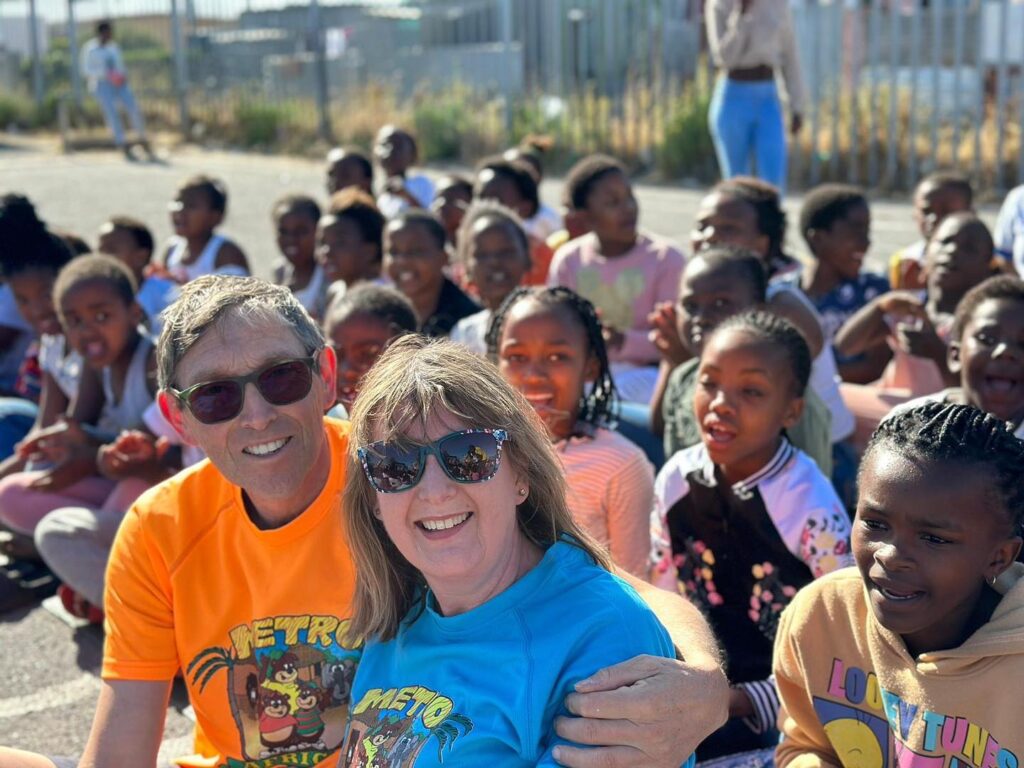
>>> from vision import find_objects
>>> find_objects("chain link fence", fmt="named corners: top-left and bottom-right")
top-left (2, 0), bottom-right (1023, 193)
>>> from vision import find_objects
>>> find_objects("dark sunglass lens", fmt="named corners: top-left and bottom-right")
top-left (439, 432), bottom-right (499, 482)
top-left (189, 380), bottom-right (243, 424)
top-left (365, 443), bottom-right (422, 491)
top-left (257, 360), bottom-right (313, 406)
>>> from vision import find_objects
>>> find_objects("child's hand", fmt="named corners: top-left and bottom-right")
top-left (895, 315), bottom-right (945, 361)
top-left (16, 420), bottom-right (92, 465)
top-left (28, 455), bottom-right (96, 492)
top-left (648, 302), bottom-right (690, 367)
top-left (144, 262), bottom-right (176, 282)
top-left (97, 431), bottom-right (170, 481)
top-left (727, 687), bottom-right (755, 718)
top-left (876, 291), bottom-right (926, 319)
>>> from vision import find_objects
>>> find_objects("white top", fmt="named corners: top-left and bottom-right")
top-left (449, 309), bottom-right (493, 356)
top-left (165, 234), bottom-right (248, 284)
top-left (98, 334), bottom-right (153, 436)
top-left (291, 264), bottom-right (326, 316)
top-left (705, 0), bottom-right (806, 112)
top-left (143, 400), bottom-right (206, 468)
top-left (79, 38), bottom-right (125, 91)
top-left (38, 334), bottom-right (82, 401)
top-left (376, 173), bottom-right (435, 219)
top-left (525, 204), bottom-right (564, 242)
top-left (767, 280), bottom-right (855, 443)
top-left (994, 184), bottom-right (1024, 277)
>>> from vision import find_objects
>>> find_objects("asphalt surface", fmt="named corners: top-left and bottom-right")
top-left (0, 136), bottom-right (1001, 762)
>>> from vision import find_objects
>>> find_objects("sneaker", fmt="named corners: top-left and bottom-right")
top-left (57, 584), bottom-right (104, 624)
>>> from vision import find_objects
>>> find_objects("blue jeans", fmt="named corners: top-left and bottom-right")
top-left (708, 77), bottom-right (787, 191)
top-left (94, 79), bottom-right (146, 147)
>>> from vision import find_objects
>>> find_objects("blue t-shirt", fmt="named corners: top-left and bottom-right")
top-left (338, 540), bottom-right (689, 768)
top-left (812, 272), bottom-right (889, 366)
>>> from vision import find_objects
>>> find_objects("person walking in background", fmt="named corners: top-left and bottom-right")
top-left (705, 0), bottom-right (805, 190)
top-left (80, 20), bottom-right (151, 160)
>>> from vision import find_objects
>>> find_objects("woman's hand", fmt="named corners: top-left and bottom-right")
top-left (553, 655), bottom-right (728, 767)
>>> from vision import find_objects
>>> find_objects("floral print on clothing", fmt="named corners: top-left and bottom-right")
top-left (748, 561), bottom-right (799, 640)
top-left (670, 539), bottom-right (724, 607)
top-left (799, 508), bottom-right (853, 578)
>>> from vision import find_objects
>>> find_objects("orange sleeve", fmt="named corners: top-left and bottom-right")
top-left (524, 239), bottom-right (554, 286)
top-left (102, 498), bottom-right (180, 681)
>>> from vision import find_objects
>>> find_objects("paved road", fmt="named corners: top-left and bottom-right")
top-left (0, 137), bottom-right (1000, 762)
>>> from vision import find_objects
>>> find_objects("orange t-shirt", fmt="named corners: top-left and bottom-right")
top-left (103, 418), bottom-right (359, 767)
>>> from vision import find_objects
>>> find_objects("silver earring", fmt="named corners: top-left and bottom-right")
top-left (517, 488), bottom-right (527, 497)
top-left (990, 574), bottom-right (998, 587)
top-left (373, 508), bottom-right (382, 519)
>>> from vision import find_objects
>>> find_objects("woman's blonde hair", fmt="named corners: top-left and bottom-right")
top-left (343, 335), bottom-right (611, 643)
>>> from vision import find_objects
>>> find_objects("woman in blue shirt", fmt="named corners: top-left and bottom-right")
top-left (338, 335), bottom-right (691, 767)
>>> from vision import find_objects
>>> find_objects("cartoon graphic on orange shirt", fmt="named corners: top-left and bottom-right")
top-left (186, 613), bottom-right (361, 765)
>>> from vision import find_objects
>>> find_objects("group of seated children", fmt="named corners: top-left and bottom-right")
top-left (2, 125), bottom-right (1024, 767)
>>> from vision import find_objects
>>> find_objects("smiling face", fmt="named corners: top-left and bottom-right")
top-left (853, 448), bottom-right (1020, 657)
top-left (677, 257), bottom-right (762, 357)
top-left (925, 217), bottom-right (993, 303)
top-left (951, 297), bottom-right (1024, 428)
top-left (328, 311), bottom-right (397, 413)
top-left (581, 170), bottom-right (639, 252)
top-left (59, 279), bottom-right (142, 370)
top-left (10, 269), bottom-right (62, 337)
top-left (691, 192), bottom-right (770, 258)
top-left (161, 310), bottom-right (336, 526)
top-left (466, 218), bottom-right (530, 310)
top-left (383, 221), bottom-right (446, 304)
top-left (275, 211), bottom-right (318, 269)
top-left (372, 408), bottom-right (534, 613)
top-left (694, 328), bottom-right (803, 483)
top-left (807, 201), bottom-right (871, 282)
top-left (476, 170), bottom-right (529, 219)
top-left (317, 216), bottom-right (379, 286)
top-left (496, 300), bottom-right (596, 441)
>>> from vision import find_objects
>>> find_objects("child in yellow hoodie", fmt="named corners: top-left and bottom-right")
top-left (775, 401), bottom-right (1024, 768)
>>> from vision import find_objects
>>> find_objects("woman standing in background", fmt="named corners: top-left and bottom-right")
top-left (706, 0), bottom-right (805, 190)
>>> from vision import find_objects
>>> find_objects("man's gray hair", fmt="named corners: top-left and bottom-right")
top-left (157, 275), bottom-right (325, 390)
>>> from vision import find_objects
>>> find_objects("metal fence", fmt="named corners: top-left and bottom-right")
top-left (2, 0), bottom-right (1024, 193)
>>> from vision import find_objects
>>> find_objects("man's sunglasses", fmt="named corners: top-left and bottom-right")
top-left (358, 428), bottom-right (508, 494)
top-left (170, 357), bottom-right (318, 425)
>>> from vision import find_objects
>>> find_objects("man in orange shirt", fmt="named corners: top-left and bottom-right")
top-left (3, 276), bottom-right (728, 768)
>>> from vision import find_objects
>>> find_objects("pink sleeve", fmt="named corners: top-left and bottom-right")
top-left (617, 244), bottom-right (686, 364)
top-left (546, 243), bottom-right (574, 288)
top-left (604, 449), bottom-right (655, 579)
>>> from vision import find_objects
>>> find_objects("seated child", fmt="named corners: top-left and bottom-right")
top-left (0, 196), bottom-right (46, 398)
top-left (431, 174), bottom-right (473, 248)
top-left (270, 194), bottom-right (324, 316)
top-left (690, 177), bottom-right (855, 446)
top-left (889, 172), bottom-right (973, 290)
top-left (325, 145), bottom-right (374, 196)
top-left (490, 286), bottom-right (655, 578)
top-left (0, 256), bottom-right (156, 580)
top-left (503, 137), bottom-right (564, 241)
top-left (474, 156), bottom-right (554, 286)
top-left (383, 209), bottom-right (479, 337)
top-left (836, 212), bottom-right (997, 447)
top-left (450, 201), bottom-right (532, 355)
top-left (774, 402), bottom-right (1024, 768)
top-left (651, 247), bottom-right (833, 476)
top-left (797, 184), bottom-right (890, 384)
top-left (373, 125), bottom-right (434, 219)
top-left (163, 175), bottom-right (249, 283)
top-left (97, 216), bottom-right (178, 325)
top-left (323, 283), bottom-right (417, 417)
top-left (652, 310), bottom-right (853, 759)
top-left (548, 154), bottom-right (686, 404)
top-left (886, 275), bottom-right (1024, 439)
top-left (318, 189), bottom-right (386, 300)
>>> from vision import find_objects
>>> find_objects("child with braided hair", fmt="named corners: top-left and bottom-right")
top-left (487, 286), bottom-right (654, 578)
top-left (775, 402), bottom-right (1024, 768)
top-left (652, 309), bottom-right (852, 759)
